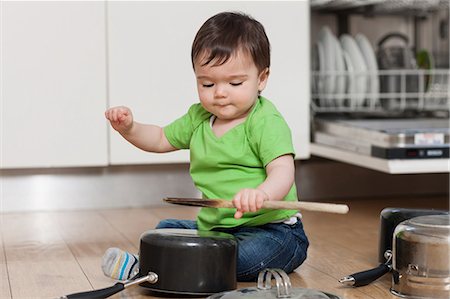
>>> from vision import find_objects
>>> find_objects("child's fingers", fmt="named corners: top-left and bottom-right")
top-left (113, 109), bottom-right (122, 122)
top-left (233, 189), bottom-right (267, 218)
top-left (232, 194), bottom-right (242, 211)
top-left (255, 191), bottom-right (268, 210)
top-left (251, 192), bottom-right (266, 212)
top-left (249, 195), bottom-right (258, 212)
top-left (118, 109), bottom-right (131, 124)
top-left (116, 107), bottom-right (128, 119)
top-left (255, 197), bottom-right (264, 210)
top-left (105, 108), bottom-right (118, 122)
top-left (240, 192), bottom-right (250, 213)
top-left (105, 109), bottom-right (112, 120)
top-left (118, 113), bottom-right (127, 122)
top-left (105, 108), bottom-right (128, 123)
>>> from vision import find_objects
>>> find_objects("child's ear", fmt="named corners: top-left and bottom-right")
top-left (258, 68), bottom-right (270, 92)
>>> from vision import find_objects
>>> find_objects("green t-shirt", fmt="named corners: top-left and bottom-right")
top-left (164, 96), bottom-right (298, 231)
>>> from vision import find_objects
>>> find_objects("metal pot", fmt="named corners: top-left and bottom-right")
top-left (139, 228), bottom-right (237, 296)
top-left (376, 32), bottom-right (419, 109)
top-left (377, 33), bottom-right (417, 71)
top-left (62, 228), bottom-right (237, 298)
top-left (340, 208), bottom-right (448, 288)
top-left (378, 208), bottom-right (449, 264)
top-left (391, 215), bottom-right (450, 299)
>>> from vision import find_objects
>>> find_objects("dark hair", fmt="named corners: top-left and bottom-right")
top-left (191, 12), bottom-right (270, 73)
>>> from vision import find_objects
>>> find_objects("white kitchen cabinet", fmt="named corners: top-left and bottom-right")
top-left (107, 1), bottom-right (311, 164)
top-left (1, 2), bottom-right (108, 168)
top-left (1, 1), bottom-right (309, 169)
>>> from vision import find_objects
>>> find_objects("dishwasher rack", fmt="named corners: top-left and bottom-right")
top-left (310, 0), bottom-right (448, 14)
top-left (311, 69), bottom-right (449, 114)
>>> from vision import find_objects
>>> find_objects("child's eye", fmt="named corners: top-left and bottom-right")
top-left (202, 83), bottom-right (214, 88)
top-left (230, 82), bottom-right (243, 86)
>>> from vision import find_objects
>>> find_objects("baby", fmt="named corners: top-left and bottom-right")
top-left (103, 11), bottom-right (309, 282)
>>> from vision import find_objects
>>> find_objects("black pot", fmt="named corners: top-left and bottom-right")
top-left (62, 229), bottom-right (237, 299)
top-left (139, 228), bottom-right (237, 296)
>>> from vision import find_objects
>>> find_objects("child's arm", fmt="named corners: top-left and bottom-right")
top-left (232, 154), bottom-right (295, 219)
top-left (105, 106), bottom-right (177, 153)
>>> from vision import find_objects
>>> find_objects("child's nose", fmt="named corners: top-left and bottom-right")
top-left (214, 84), bottom-right (227, 98)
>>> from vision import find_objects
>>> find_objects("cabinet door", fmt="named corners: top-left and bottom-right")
top-left (107, 1), bottom-right (310, 164)
top-left (1, 2), bottom-right (108, 168)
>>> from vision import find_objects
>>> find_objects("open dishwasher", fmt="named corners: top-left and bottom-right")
top-left (309, 0), bottom-right (449, 174)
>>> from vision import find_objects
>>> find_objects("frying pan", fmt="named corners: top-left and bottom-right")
top-left (61, 229), bottom-right (237, 298)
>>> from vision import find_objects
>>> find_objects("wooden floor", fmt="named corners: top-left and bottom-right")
top-left (1, 195), bottom-right (448, 299)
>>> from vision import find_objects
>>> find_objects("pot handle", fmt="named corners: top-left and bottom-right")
top-left (60, 272), bottom-right (158, 299)
top-left (61, 283), bottom-right (124, 299)
top-left (339, 251), bottom-right (392, 287)
top-left (377, 32), bottom-right (409, 48)
top-left (339, 264), bottom-right (391, 287)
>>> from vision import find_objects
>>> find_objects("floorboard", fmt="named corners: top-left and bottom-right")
top-left (51, 211), bottom-right (138, 289)
top-left (1, 212), bottom-right (91, 298)
top-left (0, 216), bottom-right (12, 299)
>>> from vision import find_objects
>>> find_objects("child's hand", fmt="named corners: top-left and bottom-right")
top-left (232, 189), bottom-right (269, 219)
top-left (105, 106), bottom-right (134, 133)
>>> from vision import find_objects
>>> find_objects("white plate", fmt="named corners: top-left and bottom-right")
top-left (342, 50), bottom-right (356, 103)
top-left (340, 34), bottom-right (367, 106)
top-left (331, 32), bottom-right (346, 103)
top-left (355, 33), bottom-right (379, 106)
top-left (315, 41), bottom-right (327, 106)
top-left (318, 27), bottom-right (336, 98)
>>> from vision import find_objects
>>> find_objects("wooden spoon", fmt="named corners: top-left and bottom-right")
top-left (164, 197), bottom-right (349, 214)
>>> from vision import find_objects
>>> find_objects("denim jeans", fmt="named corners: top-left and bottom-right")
top-left (155, 219), bottom-right (309, 282)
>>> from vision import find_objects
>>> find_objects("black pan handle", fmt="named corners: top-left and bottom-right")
top-left (60, 272), bottom-right (158, 299)
top-left (62, 282), bottom-right (124, 299)
top-left (339, 263), bottom-right (391, 287)
top-left (339, 250), bottom-right (392, 287)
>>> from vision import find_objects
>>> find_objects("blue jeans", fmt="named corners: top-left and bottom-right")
top-left (155, 219), bottom-right (309, 282)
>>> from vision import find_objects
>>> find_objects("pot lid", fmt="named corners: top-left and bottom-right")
top-left (207, 268), bottom-right (341, 299)
top-left (207, 287), bottom-right (340, 299)
top-left (409, 214), bottom-right (450, 228)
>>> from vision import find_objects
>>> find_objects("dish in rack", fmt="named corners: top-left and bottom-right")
top-left (312, 27), bottom-right (377, 108)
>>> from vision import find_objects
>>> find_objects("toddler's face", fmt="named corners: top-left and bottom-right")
top-left (194, 50), bottom-right (268, 121)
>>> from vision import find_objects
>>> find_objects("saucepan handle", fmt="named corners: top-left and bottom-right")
top-left (62, 283), bottom-right (124, 299)
top-left (339, 264), bottom-right (391, 287)
top-left (60, 272), bottom-right (158, 299)
top-left (339, 250), bottom-right (392, 287)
